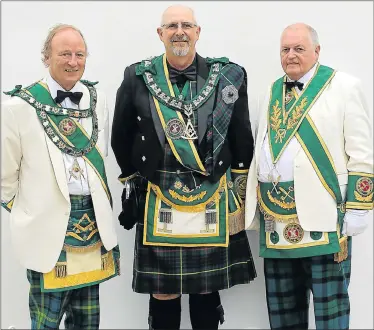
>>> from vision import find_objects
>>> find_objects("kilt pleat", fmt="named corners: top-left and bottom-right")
top-left (132, 223), bottom-right (257, 294)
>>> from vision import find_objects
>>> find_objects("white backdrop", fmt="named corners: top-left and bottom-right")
top-left (1, 1), bottom-right (373, 329)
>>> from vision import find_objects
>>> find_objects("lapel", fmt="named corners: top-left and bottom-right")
top-left (196, 54), bottom-right (216, 145)
top-left (38, 77), bottom-right (69, 202)
top-left (149, 93), bottom-right (165, 148)
top-left (255, 100), bottom-right (269, 167)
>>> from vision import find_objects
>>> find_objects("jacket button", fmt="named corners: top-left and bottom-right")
top-left (142, 136), bottom-right (145, 141)
top-left (142, 156), bottom-right (146, 161)
top-left (137, 116), bottom-right (141, 121)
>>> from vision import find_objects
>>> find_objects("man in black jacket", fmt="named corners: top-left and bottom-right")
top-left (111, 4), bottom-right (256, 329)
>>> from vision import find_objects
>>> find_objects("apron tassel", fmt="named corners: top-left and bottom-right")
top-left (334, 237), bottom-right (348, 263)
top-left (55, 263), bottom-right (67, 278)
top-left (101, 254), bottom-right (109, 270)
top-left (205, 209), bottom-right (217, 224)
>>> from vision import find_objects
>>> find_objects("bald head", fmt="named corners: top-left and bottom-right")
top-left (160, 5), bottom-right (197, 26)
top-left (157, 4), bottom-right (201, 60)
top-left (280, 22), bottom-right (320, 80)
top-left (282, 23), bottom-right (319, 46)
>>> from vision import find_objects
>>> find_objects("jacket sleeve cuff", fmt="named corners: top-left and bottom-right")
top-left (118, 172), bottom-right (138, 184)
top-left (345, 172), bottom-right (374, 210)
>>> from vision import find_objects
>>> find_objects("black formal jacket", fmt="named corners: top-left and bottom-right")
top-left (111, 54), bottom-right (254, 186)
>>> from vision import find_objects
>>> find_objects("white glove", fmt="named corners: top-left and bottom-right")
top-left (342, 209), bottom-right (372, 236)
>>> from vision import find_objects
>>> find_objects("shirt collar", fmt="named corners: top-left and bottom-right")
top-left (45, 71), bottom-right (82, 100)
top-left (287, 62), bottom-right (318, 86)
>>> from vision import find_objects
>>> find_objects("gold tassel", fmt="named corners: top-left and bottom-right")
top-left (55, 263), bottom-right (67, 278)
top-left (63, 240), bottom-right (102, 253)
top-left (229, 207), bottom-right (245, 235)
top-left (101, 254), bottom-right (109, 270)
top-left (334, 237), bottom-right (348, 263)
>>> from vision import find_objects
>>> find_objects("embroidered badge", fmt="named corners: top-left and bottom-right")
top-left (59, 118), bottom-right (77, 136)
top-left (283, 223), bottom-right (304, 244)
top-left (270, 231), bottom-right (279, 244)
top-left (234, 175), bottom-right (247, 199)
top-left (310, 231), bottom-right (323, 240)
top-left (69, 158), bottom-right (85, 181)
top-left (285, 91), bottom-right (293, 104)
top-left (355, 177), bottom-right (373, 202)
top-left (267, 185), bottom-right (296, 210)
top-left (165, 118), bottom-right (185, 139)
top-left (222, 85), bottom-right (238, 104)
top-left (174, 181), bottom-right (183, 190)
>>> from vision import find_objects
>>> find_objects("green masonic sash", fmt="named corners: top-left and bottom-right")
top-left (268, 63), bottom-right (336, 163)
top-left (3, 81), bottom-right (112, 205)
top-left (136, 54), bottom-right (244, 176)
top-left (140, 54), bottom-right (221, 175)
top-left (262, 64), bottom-right (348, 261)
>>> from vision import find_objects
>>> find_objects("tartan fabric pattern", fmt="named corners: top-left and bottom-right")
top-left (264, 238), bottom-right (352, 330)
top-left (70, 194), bottom-right (94, 210)
top-left (132, 223), bottom-right (257, 294)
top-left (205, 64), bottom-right (244, 173)
top-left (27, 269), bottom-right (100, 329)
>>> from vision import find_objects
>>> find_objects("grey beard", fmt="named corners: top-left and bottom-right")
top-left (172, 45), bottom-right (190, 57)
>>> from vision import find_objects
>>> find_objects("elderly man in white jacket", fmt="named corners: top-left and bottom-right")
top-left (1, 24), bottom-right (119, 329)
top-left (245, 23), bottom-right (373, 330)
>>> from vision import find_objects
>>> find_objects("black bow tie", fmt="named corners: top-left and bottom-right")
top-left (284, 80), bottom-right (304, 91)
top-left (54, 90), bottom-right (83, 105)
top-left (168, 65), bottom-right (197, 85)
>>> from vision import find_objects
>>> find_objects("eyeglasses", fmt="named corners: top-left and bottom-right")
top-left (161, 22), bottom-right (197, 30)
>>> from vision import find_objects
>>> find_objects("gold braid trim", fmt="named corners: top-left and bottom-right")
top-left (267, 190), bottom-right (296, 209)
top-left (150, 175), bottom-right (226, 213)
top-left (118, 173), bottom-right (138, 183)
top-left (63, 240), bottom-right (102, 253)
top-left (257, 186), bottom-right (298, 223)
top-left (354, 191), bottom-right (373, 202)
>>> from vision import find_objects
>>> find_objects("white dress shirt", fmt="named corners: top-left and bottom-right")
top-left (45, 73), bottom-right (91, 195)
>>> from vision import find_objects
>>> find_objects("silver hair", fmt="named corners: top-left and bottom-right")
top-left (307, 25), bottom-right (320, 46)
top-left (41, 23), bottom-right (88, 67)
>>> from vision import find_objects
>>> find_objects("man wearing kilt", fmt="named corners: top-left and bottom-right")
top-left (111, 4), bottom-right (257, 329)
top-left (1, 24), bottom-right (120, 328)
top-left (245, 23), bottom-right (373, 329)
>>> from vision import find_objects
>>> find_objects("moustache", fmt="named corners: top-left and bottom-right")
top-left (170, 36), bottom-right (189, 42)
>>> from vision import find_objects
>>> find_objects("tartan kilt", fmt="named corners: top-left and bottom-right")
top-left (132, 223), bottom-right (257, 294)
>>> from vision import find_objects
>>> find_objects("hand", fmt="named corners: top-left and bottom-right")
top-left (342, 209), bottom-right (371, 236)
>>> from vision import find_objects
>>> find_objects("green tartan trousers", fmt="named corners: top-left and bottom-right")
top-left (27, 270), bottom-right (100, 329)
